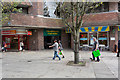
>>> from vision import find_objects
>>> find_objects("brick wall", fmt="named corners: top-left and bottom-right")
top-left (9, 12), bottom-right (119, 28)
top-left (29, 29), bottom-right (44, 50)
top-left (29, 29), bottom-right (38, 50)
top-left (109, 26), bottom-right (118, 51)
top-left (61, 30), bottom-right (68, 49)
top-left (38, 29), bottom-right (44, 50)
top-left (83, 12), bottom-right (118, 27)
top-left (28, 2), bottom-right (44, 15)
top-left (9, 13), bottom-right (64, 28)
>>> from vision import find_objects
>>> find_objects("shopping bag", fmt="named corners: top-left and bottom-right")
top-left (92, 50), bottom-right (101, 57)
top-left (59, 52), bottom-right (62, 55)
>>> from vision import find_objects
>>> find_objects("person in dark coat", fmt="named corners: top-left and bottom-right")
top-left (117, 40), bottom-right (120, 57)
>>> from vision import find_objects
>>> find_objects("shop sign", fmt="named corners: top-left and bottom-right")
top-left (27, 31), bottom-right (32, 35)
top-left (44, 29), bottom-right (61, 36)
top-left (80, 38), bottom-right (87, 40)
top-left (2, 30), bottom-right (16, 35)
top-left (98, 37), bottom-right (107, 40)
top-left (111, 37), bottom-right (115, 40)
top-left (16, 29), bottom-right (27, 35)
top-left (66, 26), bottom-right (109, 33)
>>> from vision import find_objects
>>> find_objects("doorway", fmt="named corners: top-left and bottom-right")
top-left (44, 36), bottom-right (61, 49)
top-left (11, 36), bottom-right (19, 49)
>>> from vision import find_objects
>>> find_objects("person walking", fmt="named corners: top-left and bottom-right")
top-left (90, 37), bottom-right (100, 62)
top-left (20, 41), bottom-right (24, 51)
top-left (2, 41), bottom-right (7, 52)
top-left (49, 40), bottom-right (61, 60)
top-left (58, 40), bottom-right (65, 58)
top-left (117, 40), bottom-right (120, 57)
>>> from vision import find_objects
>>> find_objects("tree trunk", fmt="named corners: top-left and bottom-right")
top-left (74, 30), bottom-right (80, 64)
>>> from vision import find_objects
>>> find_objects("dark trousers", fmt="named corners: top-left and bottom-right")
top-left (21, 46), bottom-right (24, 51)
top-left (53, 51), bottom-right (61, 60)
top-left (92, 53), bottom-right (100, 61)
top-left (117, 49), bottom-right (120, 57)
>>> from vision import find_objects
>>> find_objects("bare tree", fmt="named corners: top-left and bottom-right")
top-left (57, 1), bottom-right (103, 64)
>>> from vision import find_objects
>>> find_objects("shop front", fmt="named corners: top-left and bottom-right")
top-left (79, 26), bottom-right (109, 47)
top-left (66, 26), bottom-right (110, 50)
top-left (44, 29), bottom-right (61, 49)
top-left (2, 29), bottom-right (31, 51)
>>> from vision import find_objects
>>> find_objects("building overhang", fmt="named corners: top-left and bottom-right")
top-left (2, 25), bottom-right (65, 30)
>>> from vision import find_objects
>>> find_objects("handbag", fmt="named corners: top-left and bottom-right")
top-left (92, 50), bottom-right (101, 57)
top-left (4, 44), bottom-right (7, 47)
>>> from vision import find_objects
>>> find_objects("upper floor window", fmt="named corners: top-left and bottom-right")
top-left (87, 2), bottom-right (109, 13)
top-left (16, 7), bottom-right (29, 14)
top-left (118, 3), bottom-right (120, 12)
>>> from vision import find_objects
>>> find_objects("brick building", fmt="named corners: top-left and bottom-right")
top-left (2, 2), bottom-right (120, 51)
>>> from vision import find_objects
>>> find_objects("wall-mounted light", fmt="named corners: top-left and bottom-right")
top-left (34, 30), bottom-right (37, 32)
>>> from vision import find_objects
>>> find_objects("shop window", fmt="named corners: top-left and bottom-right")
top-left (86, 2), bottom-right (109, 13)
top-left (98, 32), bottom-right (107, 46)
top-left (80, 33), bottom-right (88, 46)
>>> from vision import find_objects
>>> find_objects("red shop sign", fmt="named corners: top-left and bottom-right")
top-left (2, 30), bottom-right (16, 35)
top-left (27, 31), bottom-right (32, 35)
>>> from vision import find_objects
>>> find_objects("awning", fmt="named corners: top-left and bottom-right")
top-left (118, 26), bottom-right (120, 31)
top-left (66, 26), bottom-right (109, 33)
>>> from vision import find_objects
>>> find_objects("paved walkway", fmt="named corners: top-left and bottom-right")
top-left (0, 50), bottom-right (118, 78)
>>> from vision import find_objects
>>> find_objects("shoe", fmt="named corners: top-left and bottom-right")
top-left (95, 60), bottom-right (100, 62)
top-left (90, 58), bottom-right (95, 61)
top-left (62, 56), bottom-right (65, 58)
top-left (117, 56), bottom-right (119, 57)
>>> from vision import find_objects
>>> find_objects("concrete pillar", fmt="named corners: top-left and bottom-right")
top-left (109, 2), bottom-right (118, 12)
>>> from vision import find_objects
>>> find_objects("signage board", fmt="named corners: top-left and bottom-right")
top-left (27, 31), bottom-right (32, 35)
top-left (2, 30), bottom-right (16, 35)
top-left (44, 29), bottom-right (61, 36)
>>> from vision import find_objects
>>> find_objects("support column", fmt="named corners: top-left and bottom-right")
top-left (61, 30), bottom-right (68, 49)
top-left (29, 29), bottom-right (38, 50)
top-left (109, 26), bottom-right (118, 51)
top-left (38, 29), bottom-right (44, 50)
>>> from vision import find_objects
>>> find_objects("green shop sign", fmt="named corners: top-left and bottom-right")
top-left (44, 29), bottom-right (61, 36)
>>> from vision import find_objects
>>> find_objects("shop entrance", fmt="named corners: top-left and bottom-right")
top-left (43, 29), bottom-right (61, 49)
top-left (44, 36), bottom-right (61, 49)
top-left (11, 36), bottom-right (19, 49)
top-left (2, 35), bottom-right (29, 51)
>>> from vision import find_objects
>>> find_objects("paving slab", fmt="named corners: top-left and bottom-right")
top-left (0, 50), bottom-right (118, 78)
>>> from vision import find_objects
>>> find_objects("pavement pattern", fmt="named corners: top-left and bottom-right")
top-left (0, 50), bottom-right (118, 78)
